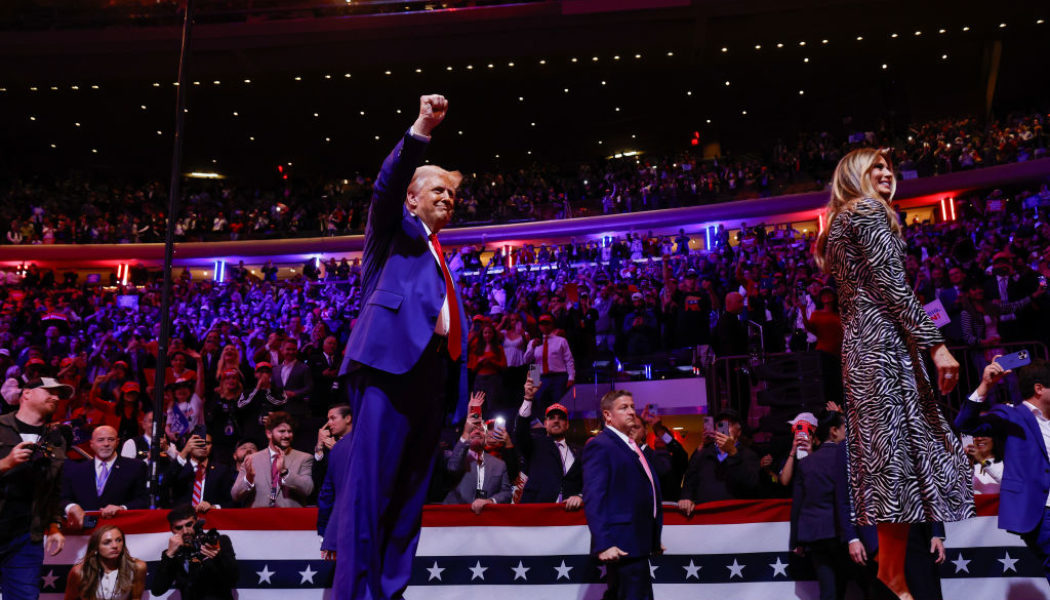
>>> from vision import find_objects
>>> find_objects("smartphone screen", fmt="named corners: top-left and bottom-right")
top-left (528, 364), bottom-right (542, 387)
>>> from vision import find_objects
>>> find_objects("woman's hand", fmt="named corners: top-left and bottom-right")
top-left (930, 343), bottom-right (960, 395)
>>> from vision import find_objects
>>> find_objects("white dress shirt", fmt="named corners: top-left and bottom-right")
top-left (1022, 401), bottom-right (1050, 507)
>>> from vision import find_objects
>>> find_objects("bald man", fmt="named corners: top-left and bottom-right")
top-left (61, 425), bottom-right (150, 527)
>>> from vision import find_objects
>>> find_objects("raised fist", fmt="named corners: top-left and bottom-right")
top-left (414, 94), bottom-right (448, 137)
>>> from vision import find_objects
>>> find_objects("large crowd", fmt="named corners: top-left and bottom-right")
top-left (2, 111), bottom-right (1046, 245)
top-left (1, 181), bottom-right (1048, 517)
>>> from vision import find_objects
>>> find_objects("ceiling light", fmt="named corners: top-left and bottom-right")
top-left (613, 55), bottom-right (620, 60)
top-left (856, 36), bottom-right (863, 41)
top-left (941, 54), bottom-right (948, 60)
top-left (634, 54), bottom-right (641, 59)
top-left (244, 79), bottom-right (251, 84)
top-left (249, 136), bottom-right (255, 141)
top-left (313, 112), bottom-right (319, 117)
top-left (508, 62), bottom-right (515, 67)
top-left (156, 131), bottom-right (162, 135)
top-left (466, 65), bottom-right (474, 70)
top-left (518, 96), bottom-right (524, 101)
top-left (571, 57), bottom-right (578, 63)
top-left (882, 63), bottom-right (888, 69)
top-left (212, 80), bottom-right (220, 85)
top-left (375, 136), bottom-right (380, 140)
top-left (344, 73), bottom-right (351, 78)
top-left (384, 70), bottom-right (391, 75)
top-left (822, 39), bottom-right (829, 44)
top-left (999, 22), bottom-right (1006, 28)
top-left (798, 41), bottom-right (806, 46)
top-left (140, 105), bottom-right (146, 110)
top-left (615, 107), bottom-right (620, 111)
top-left (458, 131), bottom-right (463, 135)
top-left (564, 88), bottom-right (569, 93)
top-left (29, 116), bottom-right (36, 121)
top-left (539, 59), bottom-right (547, 65)
top-left (667, 52), bottom-right (674, 57)
top-left (754, 44), bottom-right (761, 49)
top-left (591, 56), bottom-right (599, 62)
top-left (91, 149), bottom-right (98, 153)
top-left (416, 68), bottom-right (422, 73)
top-left (803, 57), bottom-right (810, 62)
top-left (721, 47), bottom-right (728, 52)
top-left (232, 111), bottom-right (239, 116)
top-left (706, 119), bottom-right (711, 124)
top-left (325, 137), bottom-right (331, 142)
top-left (601, 80), bottom-right (606, 85)
top-left (193, 81), bottom-right (201, 85)
top-left (686, 91), bottom-right (692, 96)
top-left (153, 82), bottom-right (160, 87)
top-left (50, 144), bottom-right (56, 148)
top-left (631, 134), bottom-right (636, 139)
top-left (294, 76), bottom-right (301, 81)
top-left (50, 86), bottom-right (58, 91)
top-left (724, 80), bottom-right (730, 86)
top-left (530, 122), bottom-right (536, 126)
top-left (488, 64), bottom-right (494, 68)
top-left (776, 42), bottom-right (784, 48)
top-left (741, 110), bottom-right (747, 115)
top-left (74, 122), bottom-right (80, 127)
top-left (914, 30), bottom-right (922, 36)
top-left (71, 85), bottom-right (79, 90)
top-left (938, 28), bottom-right (946, 33)
top-left (359, 111), bottom-right (365, 116)
top-left (1038, 19), bottom-right (1045, 25)
top-left (91, 85), bottom-right (99, 89)
top-left (962, 26), bottom-right (970, 31)
top-left (446, 66), bottom-right (453, 71)
top-left (891, 33), bottom-right (898, 38)
top-left (799, 89), bottom-right (804, 95)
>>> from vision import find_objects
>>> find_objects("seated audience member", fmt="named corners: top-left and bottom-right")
top-left (677, 410), bottom-right (760, 515)
top-left (63, 525), bottom-right (147, 600)
top-left (312, 404), bottom-right (353, 500)
top-left (443, 420), bottom-right (512, 513)
top-left (966, 434), bottom-right (1004, 495)
top-left (231, 411), bottom-right (314, 507)
top-left (956, 358), bottom-right (1050, 587)
top-left (62, 525), bottom-right (145, 600)
top-left (167, 433), bottom-right (235, 512)
top-left (513, 381), bottom-right (582, 510)
top-left (62, 425), bottom-right (150, 527)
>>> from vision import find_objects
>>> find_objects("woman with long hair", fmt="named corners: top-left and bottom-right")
top-left (467, 323), bottom-right (508, 414)
top-left (814, 148), bottom-right (972, 599)
top-left (64, 525), bottom-right (147, 600)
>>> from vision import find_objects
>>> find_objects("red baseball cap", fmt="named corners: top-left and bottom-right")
top-left (121, 381), bottom-right (141, 393)
top-left (545, 403), bottom-right (569, 418)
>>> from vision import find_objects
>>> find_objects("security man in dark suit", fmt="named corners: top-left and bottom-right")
top-left (514, 380), bottom-right (582, 509)
top-left (583, 390), bottom-right (663, 600)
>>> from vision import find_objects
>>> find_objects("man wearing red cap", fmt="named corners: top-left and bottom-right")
top-left (513, 380), bottom-right (582, 509)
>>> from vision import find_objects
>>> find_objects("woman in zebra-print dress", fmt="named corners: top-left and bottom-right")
top-left (814, 148), bottom-right (973, 600)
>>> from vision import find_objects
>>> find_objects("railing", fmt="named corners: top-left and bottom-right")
top-left (708, 341), bottom-right (1049, 433)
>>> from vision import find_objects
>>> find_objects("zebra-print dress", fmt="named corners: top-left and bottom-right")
top-left (826, 198), bottom-right (974, 525)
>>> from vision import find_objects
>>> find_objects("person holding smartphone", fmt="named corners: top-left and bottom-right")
top-left (513, 380), bottom-right (583, 510)
top-left (677, 410), bottom-right (760, 516)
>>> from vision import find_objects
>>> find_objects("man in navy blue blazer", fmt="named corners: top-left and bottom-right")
top-left (61, 425), bottom-right (149, 528)
top-left (513, 381), bottom-right (582, 509)
top-left (956, 357), bottom-right (1050, 587)
top-left (334, 95), bottom-right (470, 600)
top-left (583, 390), bottom-right (663, 600)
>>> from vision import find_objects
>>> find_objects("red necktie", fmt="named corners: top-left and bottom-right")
top-left (542, 336), bottom-right (550, 374)
top-left (192, 462), bottom-right (206, 506)
top-left (428, 233), bottom-right (462, 361)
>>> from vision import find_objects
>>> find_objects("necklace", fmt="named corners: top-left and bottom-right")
top-left (97, 568), bottom-right (118, 599)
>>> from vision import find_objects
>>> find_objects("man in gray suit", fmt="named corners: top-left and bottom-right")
top-left (231, 411), bottom-right (314, 507)
top-left (443, 421), bottom-right (512, 513)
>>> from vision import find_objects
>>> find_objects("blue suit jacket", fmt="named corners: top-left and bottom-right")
top-left (789, 441), bottom-right (857, 549)
top-left (582, 428), bottom-right (663, 557)
top-left (337, 131), bottom-right (469, 421)
top-left (318, 436), bottom-right (351, 547)
top-left (956, 399), bottom-right (1050, 534)
top-left (60, 456), bottom-right (149, 511)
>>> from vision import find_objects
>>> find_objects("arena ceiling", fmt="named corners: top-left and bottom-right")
top-left (0, 0), bottom-right (1047, 180)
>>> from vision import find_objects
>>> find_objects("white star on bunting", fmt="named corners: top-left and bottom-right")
top-left (999, 551), bottom-right (1019, 573)
top-left (299, 564), bottom-right (317, 584)
top-left (256, 564), bottom-right (275, 584)
top-left (554, 560), bottom-right (574, 580)
top-left (683, 559), bottom-right (702, 580)
top-left (41, 569), bottom-right (60, 589)
top-left (512, 561), bottom-right (530, 581)
top-left (469, 560), bottom-right (488, 581)
top-left (649, 561), bottom-right (659, 579)
top-left (769, 556), bottom-right (789, 577)
top-left (427, 561), bottom-right (445, 581)
top-left (597, 564), bottom-right (607, 579)
top-left (726, 558), bottom-right (745, 579)
top-left (951, 553), bottom-right (971, 574)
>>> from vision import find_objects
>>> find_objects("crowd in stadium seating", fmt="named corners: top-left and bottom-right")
top-left (1, 183), bottom-right (1048, 513)
top-left (2, 111), bottom-right (1046, 245)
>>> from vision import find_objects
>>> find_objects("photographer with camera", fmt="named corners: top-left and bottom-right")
top-left (0, 377), bottom-right (70, 600)
top-left (151, 504), bottom-right (238, 600)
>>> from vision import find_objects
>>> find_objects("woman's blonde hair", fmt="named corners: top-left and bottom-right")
top-left (814, 147), bottom-right (900, 271)
top-left (78, 525), bottom-right (137, 600)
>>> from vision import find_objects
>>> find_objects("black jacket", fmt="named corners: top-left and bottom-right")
top-left (150, 533), bottom-right (238, 600)
top-left (513, 415), bottom-right (582, 503)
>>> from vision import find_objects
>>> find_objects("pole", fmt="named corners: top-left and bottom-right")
top-left (149, 0), bottom-right (195, 508)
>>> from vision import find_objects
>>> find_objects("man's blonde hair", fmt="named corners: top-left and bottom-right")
top-left (407, 165), bottom-right (463, 198)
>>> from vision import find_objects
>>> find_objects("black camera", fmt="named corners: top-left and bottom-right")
top-left (179, 519), bottom-right (222, 562)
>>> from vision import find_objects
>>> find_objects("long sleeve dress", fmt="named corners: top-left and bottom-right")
top-left (824, 197), bottom-right (973, 525)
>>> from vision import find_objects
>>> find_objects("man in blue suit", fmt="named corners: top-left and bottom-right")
top-left (334, 94), bottom-right (469, 600)
top-left (956, 357), bottom-right (1050, 587)
top-left (583, 390), bottom-right (663, 600)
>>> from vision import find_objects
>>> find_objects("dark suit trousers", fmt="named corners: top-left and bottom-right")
top-left (334, 341), bottom-right (449, 600)
top-left (604, 556), bottom-right (653, 600)
top-left (1021, 507), bottom-right (1050, 586)
top-left (806, 538), bottom-right (851, 600)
